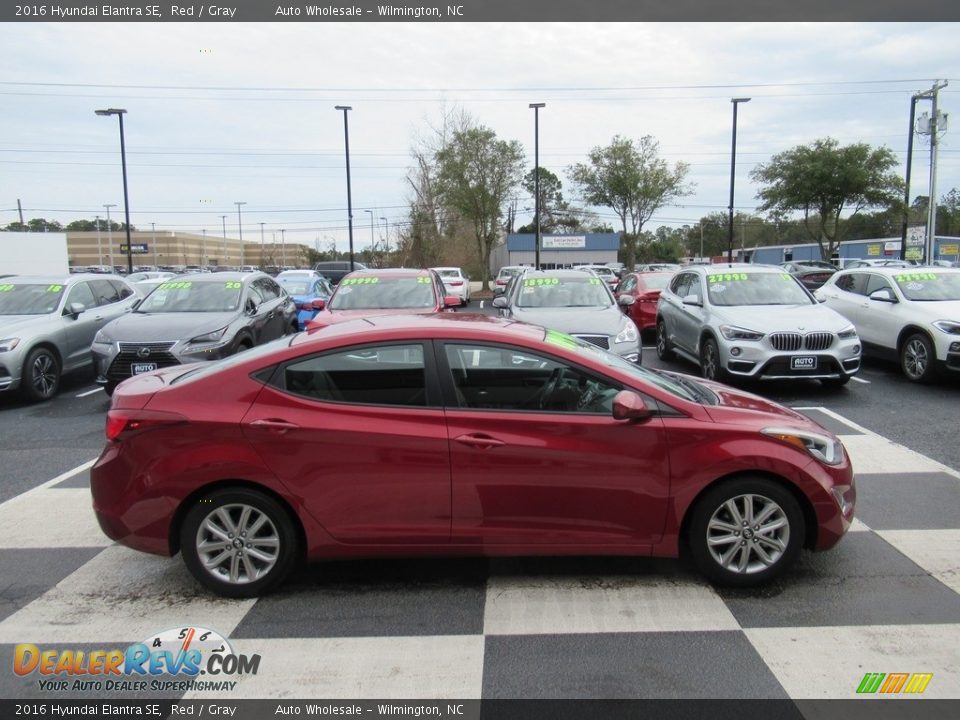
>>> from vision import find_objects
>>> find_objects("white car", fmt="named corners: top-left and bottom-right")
top-left (431, 267), bottom-right (471, 306)
top-left (815, 267), bottom-right (960, 382)
top-left (579, 265), bottom-right (620, 290)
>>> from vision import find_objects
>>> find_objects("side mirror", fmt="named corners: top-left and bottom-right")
top-left (817, 296), bottom-right (827, 303)
top-left (869, 288), bottom-right (898, 303)
top-left (443, 295), bottom-right (461, 309)
top-left (617, 295), bottom-right (636, 306)
top-left (682, 294), bottom-right (702, 307)
top-left (492, 296), bottom-right (508, 309)
top-left (311, 298), bottom-right (326, 310)
top-left (65, 302), bottom-right (85, 318)
top-left (612, 390), bottom-right (653, 422)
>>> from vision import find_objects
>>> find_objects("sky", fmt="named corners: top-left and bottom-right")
top-left (0, 21), bottom-right (958, 254)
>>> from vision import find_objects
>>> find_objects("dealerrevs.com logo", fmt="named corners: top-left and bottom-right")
top-left (14, 626), bottom-right (260, 693)
top-left (856, 672), bottom-right (933, 695)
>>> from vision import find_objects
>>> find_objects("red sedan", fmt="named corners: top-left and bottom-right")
top-left (90, 314), bottom-right (855, 598)
top-left (615, 271), bottom-right (675, 333)
top-left (305, 267), bottom-right (460, 330)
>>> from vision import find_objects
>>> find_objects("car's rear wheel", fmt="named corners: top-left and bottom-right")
top-left (656, 320), bottom-right (674, 361)
top-left (688, 478), bottom-right (804, 587)
top-left (180, 488), bottom-right (299, 598)
top-left (21, 347), bottom-right (61, 402)
top-left (700, 337), bottom-right (728, 383)
top-left (900, 332), bottom-right (937, 383)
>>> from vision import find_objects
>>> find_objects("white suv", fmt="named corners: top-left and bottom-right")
top-left (816, 267), bottom-right (960, 382)
top-left (656, 264), bottom-right (861, 385)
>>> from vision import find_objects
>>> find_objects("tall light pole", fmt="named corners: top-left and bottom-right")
top-left (201, 229), bottom-right (207, 266)
top-left (364, 209), bottom-right (375, 256)
top-left (728, 98), bottom-right (750, 263)
top-left (95, 215), bottom-right (102, 269)
top-left (150, 222), bottom-right (157, 268)
top-left (335, 105), bottom-right (356, 271)
top-left (95, 109), bottom-right (134, 274)
top-left (259, 222), bottom-right (266, 268)
top-left (221, 215), bottom-right (228, 267)
top-left (234, 201), bottom-right (247, 267)
top-left (380, 216), bottom-right (389, 255)
top-left (280, 229), bottom-right (286, 267)
top-left (529, 103), bottom-right (546, 270)
top-left (103, 203), bottom-right (116, 269)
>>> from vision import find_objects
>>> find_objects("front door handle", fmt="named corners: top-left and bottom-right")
top-left (454, 433), bottom-right (505, 450)
top-left (248, 418), bottom-right (299, 434)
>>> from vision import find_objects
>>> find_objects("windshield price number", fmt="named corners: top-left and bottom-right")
top-left (791, 356), bottom-right (817, 370)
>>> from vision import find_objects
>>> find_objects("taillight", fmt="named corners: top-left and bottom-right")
top-left (448, 281), bottom-right (463, 286)
top-left (105, 409), bottom-right (188, 441)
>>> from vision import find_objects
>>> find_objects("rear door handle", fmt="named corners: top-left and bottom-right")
top-left (454, 433), bottom-right (505, 450)
top-left (248, 418), bottom-right (300, 434)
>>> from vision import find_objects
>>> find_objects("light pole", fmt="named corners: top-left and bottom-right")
top-left (103, 203), bottom-right (116, 270)
top-left (280, 229), bottom-right (286, 267)
top-left (150, 222), bottom-right (157, 268)
top-left (95, 109), bottom-right (134, 274)
top-left (529, 102), bottom-right (545, 270)
top-left (221, 215), bottom-right (228, 267)
top-left (95, 215), bottom-right (102, 269)
top-left (234, 201), bottom-right (247, 267)
top-left (335, 105), bottom-right (356, 271)
top-left (380, 217), bottom-right (389, 255)
top-left (728, 98), bottom-right (750, 263)
top-left (201, 229), bottom-right (207, 267)
top-left (259, 222), bottom-right (266, 268)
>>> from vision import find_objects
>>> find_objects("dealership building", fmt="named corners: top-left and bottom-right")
top-left (490, 233), bottom-right (620, 271)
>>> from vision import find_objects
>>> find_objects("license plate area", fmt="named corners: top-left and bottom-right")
top-left (791, 356), bottom-right (817, 370)
top-left (131, 362), bottom-right (158, 375)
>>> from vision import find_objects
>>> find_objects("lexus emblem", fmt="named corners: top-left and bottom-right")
top-left (136, 347), bottom-right (151, 359)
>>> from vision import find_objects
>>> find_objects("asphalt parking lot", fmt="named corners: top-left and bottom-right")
top-left (0, 306), bottom-right (958, 706)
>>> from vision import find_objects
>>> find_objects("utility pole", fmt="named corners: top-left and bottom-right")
top-left (221, 215), bottom-right (228, 267)
top-left (104, 204), bottom-right (116, 270)
top-left (914, 80), bottom-right (948, 263)
top-left (17, 199), bottom-right (24, 226)
top-left (151, 222), bottom-right (157, 268)
top-left (95, 216), bottom-right (102, 269)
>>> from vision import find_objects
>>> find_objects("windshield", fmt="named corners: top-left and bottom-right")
top-left (542, 329), bottom-right (705, 403)
top-left (706, 272), bottom-right (812, 306)
top-left (437, 270), bottom-right (461, 279)
top-left (278, 280), bottom-right (313, 295)
top-left (328, 276), bottom-right (435, 310)
top-left (138, 280), bottom-right (243, 313)
top-left (0, 282), bottom-right (65, 315)
top-left (517, 276), bottom-right (613, 308)
top-left (893, 272), bottom-right (960, 301)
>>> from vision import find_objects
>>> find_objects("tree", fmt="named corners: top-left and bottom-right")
top-left (751, 138), bottom-right (903, 261)
top-left (567, 135), bottom-right (691, 269)
top-left (435, 125), bottom-right (525, 290)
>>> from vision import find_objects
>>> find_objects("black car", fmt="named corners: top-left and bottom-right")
top-left (780, 261), bottom-right (839, 290)
top-left (91, 272), bottom-right (297, 395)
top-left (312, 261), bottom-right (370, 286)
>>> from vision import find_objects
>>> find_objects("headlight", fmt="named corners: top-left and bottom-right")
top-left (615, 322), bottom-right (639, 344)
top-left (92, 330), bottom-right (112, 346)
top-left (0, 337), bottom-right (20, 353)
top-left (720, 324), bottom-right (764, 341)
top-left (189, 327), bottom-right (227, 344)
top-left (837, 324), bottom-right (858, 339)
top-left (761, 426), bottom-right (845, 466)
top-left (933, 320), bottom-right (960, 335)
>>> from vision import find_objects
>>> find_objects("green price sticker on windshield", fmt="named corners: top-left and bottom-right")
top-left (417, 277), bottom-right (431, 284)
top-left (159, 281), bottom-right (193, 290)
top-left (224, 281), bottom-right (241, 289)
top-left (545, 329), bottom-right (580, 350)
top-left (0, 284), bottom-right (15, 292)
top-left (523, 277), bottom-right (560, 287)
top-left (589, 278), bottom-right (601, 285)
top-left (46, 284), bottom-right (63, 293)
top-left (895, 272), bottom-right (937, 282)
top-left (342, 277), bottom-right (379, 286)
top-left (708, 273), bottom-right (748, 283)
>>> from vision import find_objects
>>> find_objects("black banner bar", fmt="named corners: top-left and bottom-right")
top-left (3, 0), bottom-right (959, 22)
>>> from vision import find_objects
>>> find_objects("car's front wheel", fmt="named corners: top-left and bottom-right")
top-left (699, 337), bottom-right (729, 383)
top-left (688, 478), bottom-right (805, 587)
top-left (656, 320), bottom-right (674, 361)
top-left (180, 488), bottom-right (299, 598)
top-left (900, 332), bottom-right (937, 383)
top-left (21, 347), bottom-right (61, 402)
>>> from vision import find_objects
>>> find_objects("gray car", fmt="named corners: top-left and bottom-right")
top-left (656, 264), bottom-right (861, 385)
top-left (92, 272), bottom-right (297, 395)
top-left (0, 274), bottom-right (139, 401)
top-left (493, 269), bottom-right (641, 362)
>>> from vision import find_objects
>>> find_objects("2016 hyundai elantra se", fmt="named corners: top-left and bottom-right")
top-left (90, 314), bottom-right (855, 598)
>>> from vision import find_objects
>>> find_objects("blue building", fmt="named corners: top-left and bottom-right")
top-left (745, 235), bottom-right (960, 266)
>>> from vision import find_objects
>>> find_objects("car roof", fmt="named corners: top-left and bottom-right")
top-left (345, 268), bottom-right (432, 277)
top-left (683, 263), bottom-right (781, 273)
top-left (838, 266), bottom-right (960, 275)
top-left (8, 274), bottom-right (125, 284)
top-left (431, 266), bottom-right (463, 271)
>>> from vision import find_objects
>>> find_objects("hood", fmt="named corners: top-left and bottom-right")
top-left (511, 306), bottom-right (628, 336)
top-left (0, 314), bottom-right (55, 335)
top-left (699, 378), bottom-right (824, 429)
top-left (307, 306), bottom-right (435, 330)
top-left (710, 303), bottom-right (850, 333)
top-left (900, 299), bottom-right (960, 322)
top-left (101, 311), bottom-right (238, 342)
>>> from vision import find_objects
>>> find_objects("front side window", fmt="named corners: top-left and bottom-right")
top-left (670, 273), bottom-right (693, 297)
top-left (64, 282), bottom-right (96, 311)
top-left (282, 343), bottom-right (427, 406)
top-left (444, 343), bottom-right (622, 413)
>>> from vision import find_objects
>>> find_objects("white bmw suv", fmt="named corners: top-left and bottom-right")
top-left (815, 267), bottom-right (960, 382)
top-left (656, 264), bottom-right (861, 386)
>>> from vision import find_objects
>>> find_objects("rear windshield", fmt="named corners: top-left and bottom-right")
top-left (0, 282), bottom-right (65, 315)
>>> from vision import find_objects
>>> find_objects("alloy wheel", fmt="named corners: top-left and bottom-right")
top-left (705, 493), bottom-right (790, 575)
top-left (195, 503), bottom-right (281, 585)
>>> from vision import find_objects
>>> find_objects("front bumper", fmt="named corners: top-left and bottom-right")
top-left (93, 340), bottom-right (233, 386)
top-left (717, 335), bottom-right (861, 380)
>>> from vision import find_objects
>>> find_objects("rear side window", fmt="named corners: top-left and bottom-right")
top-left (281, 344), bottom-right (427, 407)
top-left (836, 273), bottom-right (869, 295)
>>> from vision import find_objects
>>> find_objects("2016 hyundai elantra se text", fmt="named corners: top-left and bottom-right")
top-left (90, 314), bottom-right (855, 598)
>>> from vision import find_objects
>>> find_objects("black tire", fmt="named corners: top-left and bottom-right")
top-left (699, 336), bottom-right (729, 383)
top-left (103, 381), bottom-right (118, 397)
top-left (234, 338), bottom-right (253, 354)
top-left (688, 477), bottom-right (805, 587)
top-left (21, 347), bottom-right (61, 402)
top-left (900, 332), bottom-right (937, 383)
top-left (656, 320), bottom-right (675, 361)
top-left (180, 487), bottom-right (299, 598)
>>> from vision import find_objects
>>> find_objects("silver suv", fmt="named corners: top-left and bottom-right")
top-left (0, 274), bottom-right (138, 401)
top-left (655, 264), bottom-right (861, 386)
